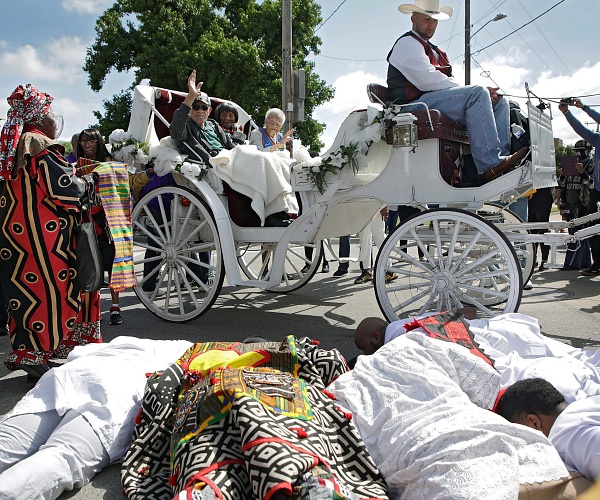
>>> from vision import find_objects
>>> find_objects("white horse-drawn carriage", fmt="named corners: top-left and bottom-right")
top-left (125, 83), bottom-right (600, 323)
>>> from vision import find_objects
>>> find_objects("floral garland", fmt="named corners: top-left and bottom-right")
top-left (299, 104), bottom-right (413, 193)
top-left (303, 143), bottom-right (360, 194)
top-left (108, 129), bottom-right (209, 182)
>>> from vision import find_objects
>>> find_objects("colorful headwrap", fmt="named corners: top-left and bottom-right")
top-left (0, 84), bottom-right (54, 181)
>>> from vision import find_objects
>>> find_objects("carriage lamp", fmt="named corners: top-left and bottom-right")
top-left (391, 113), bottom-right (418, 174)
top-left (391, 113), bottom-right (418, 149)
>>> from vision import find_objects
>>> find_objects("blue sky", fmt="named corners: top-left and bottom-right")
top-left (1, 0), bottom-right (599, 151)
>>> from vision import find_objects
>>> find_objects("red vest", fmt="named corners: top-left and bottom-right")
top-left (387, 31), bottom-right (452, 105)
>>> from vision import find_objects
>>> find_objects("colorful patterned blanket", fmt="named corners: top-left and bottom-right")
top-left (121, 336), bottom-right (388, 499)
top-left (76, 159), bottom-right (134, 292)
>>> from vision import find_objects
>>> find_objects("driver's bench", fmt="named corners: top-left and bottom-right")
top-left (367, 83), bottom-right (470, 186)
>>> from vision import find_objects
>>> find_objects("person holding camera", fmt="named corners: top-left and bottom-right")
top-left (559, 98), bottom-right (600, 276)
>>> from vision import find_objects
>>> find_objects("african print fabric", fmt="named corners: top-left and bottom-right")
top-left (76, 159), bottom-right (134, 292)
top-left (52, 291), bottom-right (102, 359)
top-left (122, 337), bottom-right (387, 500)
top-left (0, 138), bottom-right (86, 369)
top-left (0, 84), bottom-right (53, 180)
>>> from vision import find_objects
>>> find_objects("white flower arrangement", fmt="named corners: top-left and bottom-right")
top-left (108, 129), bottom-right (151, 166)
top-left (109, 131), bottom-right (210, 182)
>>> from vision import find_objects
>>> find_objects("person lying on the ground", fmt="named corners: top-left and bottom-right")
top-left (170, 70), bottom-right (236, 167)
top-left (496, 377), bottom-right (600, 482)
top-left (121, 336), bottom-right (387, 499)
top-left (330, 328), bottom-right (590, 499)
top-left (353, 311), bottom-right (600, 403)
top-left (0, 337), bottom-right (192, 500)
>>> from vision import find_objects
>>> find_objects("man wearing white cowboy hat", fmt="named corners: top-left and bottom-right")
top-left (387, 0), bottom-right (528, 183)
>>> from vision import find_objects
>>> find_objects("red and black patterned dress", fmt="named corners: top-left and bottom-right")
top-left (0, 133), bottom-right (87, 369)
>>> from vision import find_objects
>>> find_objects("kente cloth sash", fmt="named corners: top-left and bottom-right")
top-left (404, 311), bottom-right (495, 367)
top-left (76, 159), bottom-right (134, 292)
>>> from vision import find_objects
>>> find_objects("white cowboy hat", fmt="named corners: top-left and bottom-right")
top-left (398, 0), bottom-right (453, 20)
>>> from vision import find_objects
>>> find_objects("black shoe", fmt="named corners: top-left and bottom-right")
top-left (18, 363), bottom-right (49, 383)
top-left (538, 261), bottom-right (548, 271)
top-left (265, 214), bottom-right (292, 227)
top-left (300, 263), bottom-right (310, 274)
top-left (385, 272), bottom-right (398, 283)
top-left (581, 266), bottom-right (600, 277)
top-left (333, 267), bottom-right (348, 277)
top-left (321, 263), bottom-right (330, 273)
top-left (109, 306), bottom-right (123, 325)
top-left (354, 270), bottom-right (373, 284)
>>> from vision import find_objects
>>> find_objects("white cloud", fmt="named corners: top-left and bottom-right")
top-left (314, 70), bottom-right (385, 153)
top-left (316, 59), bottom-right (600, 155)
top-left (0, 37), bottom-right (88, 84)
top-left (61, 0), bottom-right (112, 15)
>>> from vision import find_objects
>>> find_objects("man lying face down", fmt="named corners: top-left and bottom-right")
top-left (496, 378), bottom-right (600, 482)
top-left (330, 318), bottom-right (591, 499)
top-left (353, 310), bottom-right (600, 405)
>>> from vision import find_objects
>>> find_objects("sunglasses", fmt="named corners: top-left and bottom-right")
top-left (80, 140), bottom-right (97, 146)
top-left (192, 103), bottom-right (210, 111)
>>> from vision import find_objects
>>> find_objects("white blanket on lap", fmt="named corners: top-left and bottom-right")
top-left (210, 145), bottom-right (299, 225)
top-left (330, 333), bottom-right (570, 500)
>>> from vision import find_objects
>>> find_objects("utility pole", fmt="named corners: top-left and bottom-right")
top-left (464, 0), bottom-right (471, 85)
top-left (282, 0), bottom-right (293, 135)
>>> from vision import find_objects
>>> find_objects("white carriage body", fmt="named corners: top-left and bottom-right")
top-left (126, 84), bottom-right (599, 322)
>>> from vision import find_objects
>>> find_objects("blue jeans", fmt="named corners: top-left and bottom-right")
top-left (410, 85), bottom-right (510, 173)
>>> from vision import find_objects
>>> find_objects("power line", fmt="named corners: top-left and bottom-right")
top-left (472, 0), bottom-right (566, 55)
top-left (315, 0), bottom-right (349, 33)
top-left (317, 54), bottom-right (384, 62)
top-left (515, 0), bottom-right (571, 74)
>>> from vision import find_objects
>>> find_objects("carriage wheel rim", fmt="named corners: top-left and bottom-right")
top-left (374, 208), bottom-right (522, 321)
top-left (132, 186), bottom-right (224, 322)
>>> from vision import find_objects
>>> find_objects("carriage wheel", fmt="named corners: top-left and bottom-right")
top-left (132, 186), bottom-right (224, 322)
top-left (373, 208), bottom-right (522, 321)
top-left (236, 240), bottom-right (323, 292)
top-left (478, 203), bottom-right (534, 285)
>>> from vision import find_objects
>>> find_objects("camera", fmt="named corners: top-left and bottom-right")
top-left (560, 97), bottom-right (574, 105)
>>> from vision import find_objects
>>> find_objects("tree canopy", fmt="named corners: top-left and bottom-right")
top-left (85, 0), bottom-right (334, 152)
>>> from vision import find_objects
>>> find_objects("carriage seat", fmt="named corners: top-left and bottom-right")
top-left (367, 83), bottom-right (469, 144)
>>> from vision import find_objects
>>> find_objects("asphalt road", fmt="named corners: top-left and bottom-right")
top-left (0, 239), bottom-right (599, 499)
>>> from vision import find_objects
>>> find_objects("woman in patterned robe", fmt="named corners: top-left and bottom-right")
top-left (0, 84), bottom-right (87, 379)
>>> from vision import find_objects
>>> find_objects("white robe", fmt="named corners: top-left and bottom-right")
top-left (385, 313), bottom-right (600, 404)
top-left (2, 337), bottom-right (192, 461)
top-left (549, 395), bottom-right (600, 481)
top-left (330, 333), bottom-right (569, 500)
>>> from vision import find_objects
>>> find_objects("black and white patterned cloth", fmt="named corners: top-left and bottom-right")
top-left (121, 336), bottom-right (388, 500)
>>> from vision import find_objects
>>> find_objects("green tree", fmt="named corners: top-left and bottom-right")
top-left (84, 0), bottom-right (333, 151)
top-left (89, 90), bottom-right (133, 139)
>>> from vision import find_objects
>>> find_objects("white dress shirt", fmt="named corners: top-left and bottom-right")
top-left (388, 30), bottom-right (459, 92)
